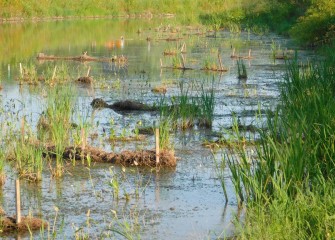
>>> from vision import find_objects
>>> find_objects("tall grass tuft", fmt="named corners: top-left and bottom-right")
top-left (0, 147), bottom-right (5, 185)
top-left (198, 85), bottom-right (215, 127)
top-left (217, 52), bottom-right (335, 238)
top-left (237, 59), bottom-right (247, 79)
top-left (6, 120), bottom-right (44, 181)
top-left (158, 80), bottom-right (215, 130)
top-left (41, 86), bottom-right (74, 177)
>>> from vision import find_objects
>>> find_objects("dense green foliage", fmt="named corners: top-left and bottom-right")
top-left (290, 0), bottom-right (335, 45)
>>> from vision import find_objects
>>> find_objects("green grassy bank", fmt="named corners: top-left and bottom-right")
top-left (218, 45), bottom-right (335, 239)
top-left (1, 0), bottom-right (334, 45)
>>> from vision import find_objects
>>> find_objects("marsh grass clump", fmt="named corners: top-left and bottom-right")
top-left (11, 139), bottom-right (44, 181)
top-left (237, 59), bottom-right (247, 79)
top-left (198, 86), bottom-right (215, 127)
top-left (174, 94), bottom-right (199, 130)
top-left (202, 56), bottom-right (218, 71)
top-left (163, 47), bottom-right (178, 56)
top-left (217, 53), bottom-right (335, 238)
top-left (201, 52), bottom-right (227, 72)
top-left (158, 115), bottom-right (173, 151)
top-left (40, 86), bottom-right (74, 177)
top-left (4, 119), bottom-right (44, 181)
top-left (158, 81), bottom-right (216, 130)
top-left (171, 55), bottom-right (183, 69)
top-left (43, 63), bottom-right (71, 86)
top-left (0, 150), bottom-right (5, 185)
top-left (270, 39), bottom-right (280, 60)
top-left (19, 63), bottom-right (40, 85)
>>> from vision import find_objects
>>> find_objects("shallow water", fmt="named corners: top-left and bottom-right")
top-left (0, 19), bottom-right (312, 239)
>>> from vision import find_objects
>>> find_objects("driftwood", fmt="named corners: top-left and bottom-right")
top-left (231, 49), bottom-right (253, 60)
top-left (45, 145), bottom-right (176, 167)
top-left (160, 58), bottom-right (193, 71)
top-left (161, 66), bottom-right (193, 70)
top-left (37, 52), bottom-right (128, 64)
top-left (90, 98), bottom-right (200, 117)
top-left (158, 37), bottom-right (183, 41)
top-left (91, 98), bottom-right (158, 111)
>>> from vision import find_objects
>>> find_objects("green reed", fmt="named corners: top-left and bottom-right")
top-left (175, 81), bottom-right (200, 129)
top-left (43, 86), bottom-right (74, 177)
top-left (198, 85), bottom-right (215, 127)
top-left (14, 140), bottom-right (44, 181)
top-left (270, 39), bottom-right (280, 60)
top-left (237, 59), bottom-right (247, 79)
top-left (0, 148), bottom-right (5, 185)
top-left (217, 53), bottom-right (335, 238)
top-left (158, 80), bottom-right (215, 130)
top-left (202, 56), bottom-right (219, 70)
top-left (158, 115), bottom-right (173, 151)
top-left (6, 120), bottom-right (44, 181)
top-left (19, 63), bottom-right (39, 85)
top-left (0, 111), bottom-right (5, 184)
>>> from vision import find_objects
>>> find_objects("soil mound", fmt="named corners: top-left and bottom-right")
top-left (46, 146), bottom-right (176, 167)
top-left (0, 216), bottom-right (47, 233)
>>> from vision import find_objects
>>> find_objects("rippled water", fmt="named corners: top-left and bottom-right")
top-left (0, 18), bottom-right (312, 239)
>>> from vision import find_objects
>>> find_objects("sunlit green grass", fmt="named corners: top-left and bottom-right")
top-left (216, 50), bottom-right (335, 239)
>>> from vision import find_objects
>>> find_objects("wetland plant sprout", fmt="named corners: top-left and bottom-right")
top-left (198, 83), bottom-right (215, 128)
top-left (237, 59), bottom-right (247, 80)
top-left (108, 207), bottom-right (141, 240)
top-left (217, 55), bottom-right (335, 238)
top-left (44, 85), bottom-right (75, 177)
top-left (4, 117), bottom-right (44, 181)
top-left (0, 147), bottom-right (5, 185)
top-left (19, 63), bottom-right (39, 85)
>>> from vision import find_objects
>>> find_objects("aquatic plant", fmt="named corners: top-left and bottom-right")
top-left (237, 59), bottom-right (247, 79)
top-left (43, 63), bottom-right (71, 85)
top-left (202, 56), bottom-right (219, 71)
top-left (108, 208), bottom-right (141, 240)
top-left (15, 141), bottom-right (44, 181)
top-left (270, 39), bottom-right (280, 60)
top-left (43, 86), bottom-right (74, 177)
top-left (158, 116), bottom-right (173, 151)
top-left (19, 63), bottom-right (39, 85)
top-left (0, 149), bottom-right (5, 185)
top-left (109, 167), bottom-right (120, 200)
top-left (198, 85), bottom-right (215, 128)
top-left (5, 118), bottom-right (44, 181)
top-left (133, 120), bottom-right (142, 139)
top-left (171, 55), bottom-right (182, 69)
top-left (163, 46), bottom-right (178, 56)
top-left (217, 53), bottom-right (335, 238)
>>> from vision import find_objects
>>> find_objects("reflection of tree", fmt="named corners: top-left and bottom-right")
top-left (0, 19), bottom-right (162, 64)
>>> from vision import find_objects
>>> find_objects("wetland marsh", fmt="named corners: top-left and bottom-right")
top-left (0, 18), bottom-right (310, 239)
